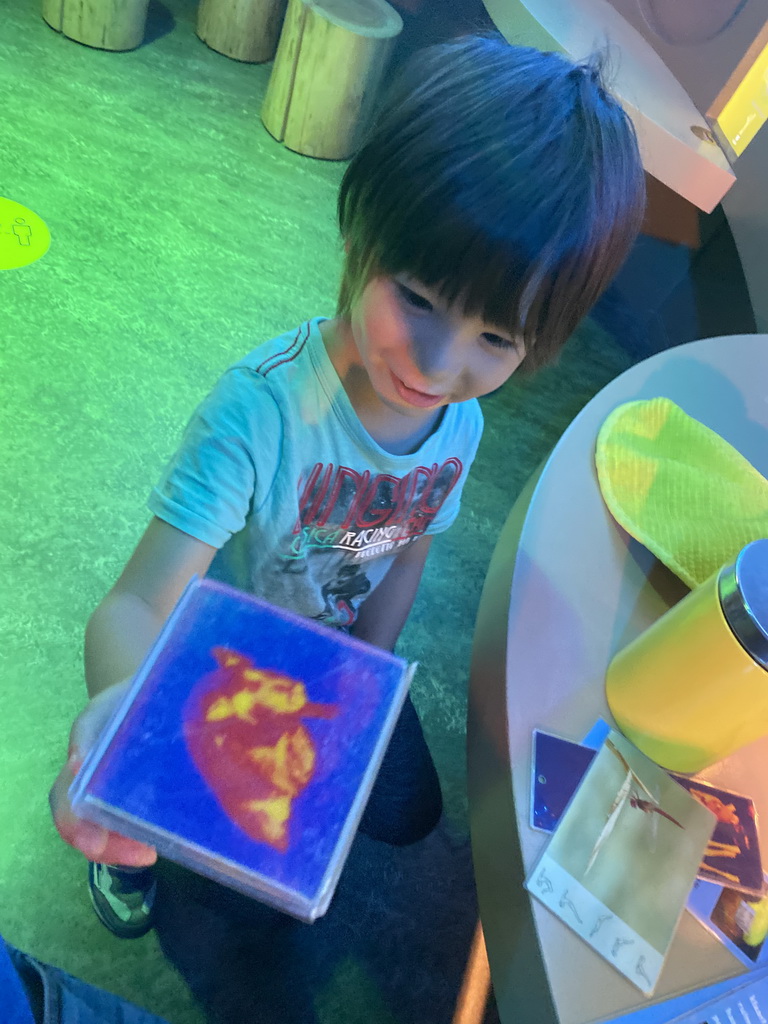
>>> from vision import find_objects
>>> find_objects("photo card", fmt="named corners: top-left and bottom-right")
top-left (526, 731), bottom-right (717, 995)
top-left (531, 729), bottom-right (596, 833)
top-left (671, 775), bottom-right (763, 896)
top-left (688, 874), bottom-right (768, 968)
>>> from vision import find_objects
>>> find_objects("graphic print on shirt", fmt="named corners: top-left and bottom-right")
top-left (320, 564), bottom-right (371, 625)
top-left (287, 457), bottom-right (464, 563)
top-left (273, 457), bottom-right (465, 625)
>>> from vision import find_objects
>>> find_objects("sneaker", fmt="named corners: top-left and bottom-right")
top-left (88, 862), bottom-right (157, 939)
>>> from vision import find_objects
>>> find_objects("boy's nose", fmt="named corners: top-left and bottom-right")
top-left (409, 327), bottom-right (462, 386)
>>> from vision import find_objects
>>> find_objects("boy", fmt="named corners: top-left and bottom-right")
top-left (51, 27), bottom-right (644, 966)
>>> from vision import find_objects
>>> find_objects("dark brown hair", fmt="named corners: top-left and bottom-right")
top-left (337, 34), bottom-right (646, 372)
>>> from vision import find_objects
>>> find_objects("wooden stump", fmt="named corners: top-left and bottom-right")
top-left (42, 0), bottom-right (150, 51)
top-left (197, 0), bottom-right (288, 63)
top-left (261, 0), bottom-right (402, 160)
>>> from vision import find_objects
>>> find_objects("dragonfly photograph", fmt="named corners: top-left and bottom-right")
top-left (527, 730), bottom-right (717, 993)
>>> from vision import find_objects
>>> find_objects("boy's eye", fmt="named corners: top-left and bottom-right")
top-left (397, 283), bottom-right (433, 312)
top-left (482, 332), bottom-right (518, 352)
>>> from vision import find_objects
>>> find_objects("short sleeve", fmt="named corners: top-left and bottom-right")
top-left (148, 368), bottom-right (283, 548)
top-left (422, 400), bottom-right (484, 537)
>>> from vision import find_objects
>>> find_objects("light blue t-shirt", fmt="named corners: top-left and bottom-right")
top-left (149, 318), bottom-right (484, 628)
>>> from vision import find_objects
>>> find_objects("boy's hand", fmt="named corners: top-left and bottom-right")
top-left (49, 680), bottom-right (157, 867)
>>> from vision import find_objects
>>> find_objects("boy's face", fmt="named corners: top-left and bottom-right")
top-left (347, 274), bottom-right (525, 418)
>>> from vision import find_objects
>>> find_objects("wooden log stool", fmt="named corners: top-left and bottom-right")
top-left (261, 0), bottom-right (402, 160)
top-left (197, 0), bottom-right (288, 63)
top-left (42, 0), bottom-right (150, 50)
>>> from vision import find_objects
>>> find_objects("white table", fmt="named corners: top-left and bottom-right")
top-left (468, 334), bottom-right (768, 1024)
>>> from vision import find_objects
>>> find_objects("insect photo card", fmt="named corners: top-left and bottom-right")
top-left (687, 874), bottom-right (768, 968)
top-left (670, 775), bottom-right (763, 896)
top-left (526, 730), bottom-right (717, 996)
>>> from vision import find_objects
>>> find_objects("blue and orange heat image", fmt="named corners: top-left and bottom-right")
top-left (72, 579), bottom-right (411, 913)
top-left (183, 647), bottom-right (339, 851)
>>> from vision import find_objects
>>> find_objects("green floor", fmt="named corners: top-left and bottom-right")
top-left (1, 1), bottom-right (636, 1020)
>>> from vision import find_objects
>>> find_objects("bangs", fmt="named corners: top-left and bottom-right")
top-left (377, 213), bottom-right (532, 345)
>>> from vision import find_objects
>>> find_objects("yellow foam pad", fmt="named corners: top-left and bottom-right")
top-left (595, 397), bottom-right (768, 589)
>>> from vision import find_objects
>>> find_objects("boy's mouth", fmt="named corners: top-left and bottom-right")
top-left (389, 370), bottom-right (446, 409)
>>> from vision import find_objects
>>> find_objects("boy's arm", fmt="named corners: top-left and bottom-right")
top-left (350, 535), bottom-right (433, 652)
top-left (85, 517), bottom-right (218, 697)
top-left (50, 517), bottom-right (218, 865)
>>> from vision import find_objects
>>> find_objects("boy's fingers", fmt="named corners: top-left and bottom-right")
top-left (97, 833), bottom-right (157, 868)
top-left (72, 818), bottom-right (109, 860)
top-left (51, 678), bottom-right (157, 867)
top-left (49, 761), bottom-right (157, 866)
top-left (49, 760), bottom-right (105, 855)
top-left (68, 679), bottom-right (133, 762)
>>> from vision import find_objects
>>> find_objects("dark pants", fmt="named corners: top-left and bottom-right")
top-left (153, 692), bottom-right (442, 1024)
top-left (358, 692), bottom-right (442, 845)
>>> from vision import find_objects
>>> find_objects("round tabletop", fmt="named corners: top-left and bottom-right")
top-left (468, 334), bottom-right (768, 1024)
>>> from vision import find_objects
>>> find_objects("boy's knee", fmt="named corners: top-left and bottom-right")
top-left (359, 783), bottom-right (443, 846)
top-left (388, 792), bottom-right (443, 847)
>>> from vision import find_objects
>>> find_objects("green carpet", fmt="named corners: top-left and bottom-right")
top-left (1, 0), bottom-right (635, 1020)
